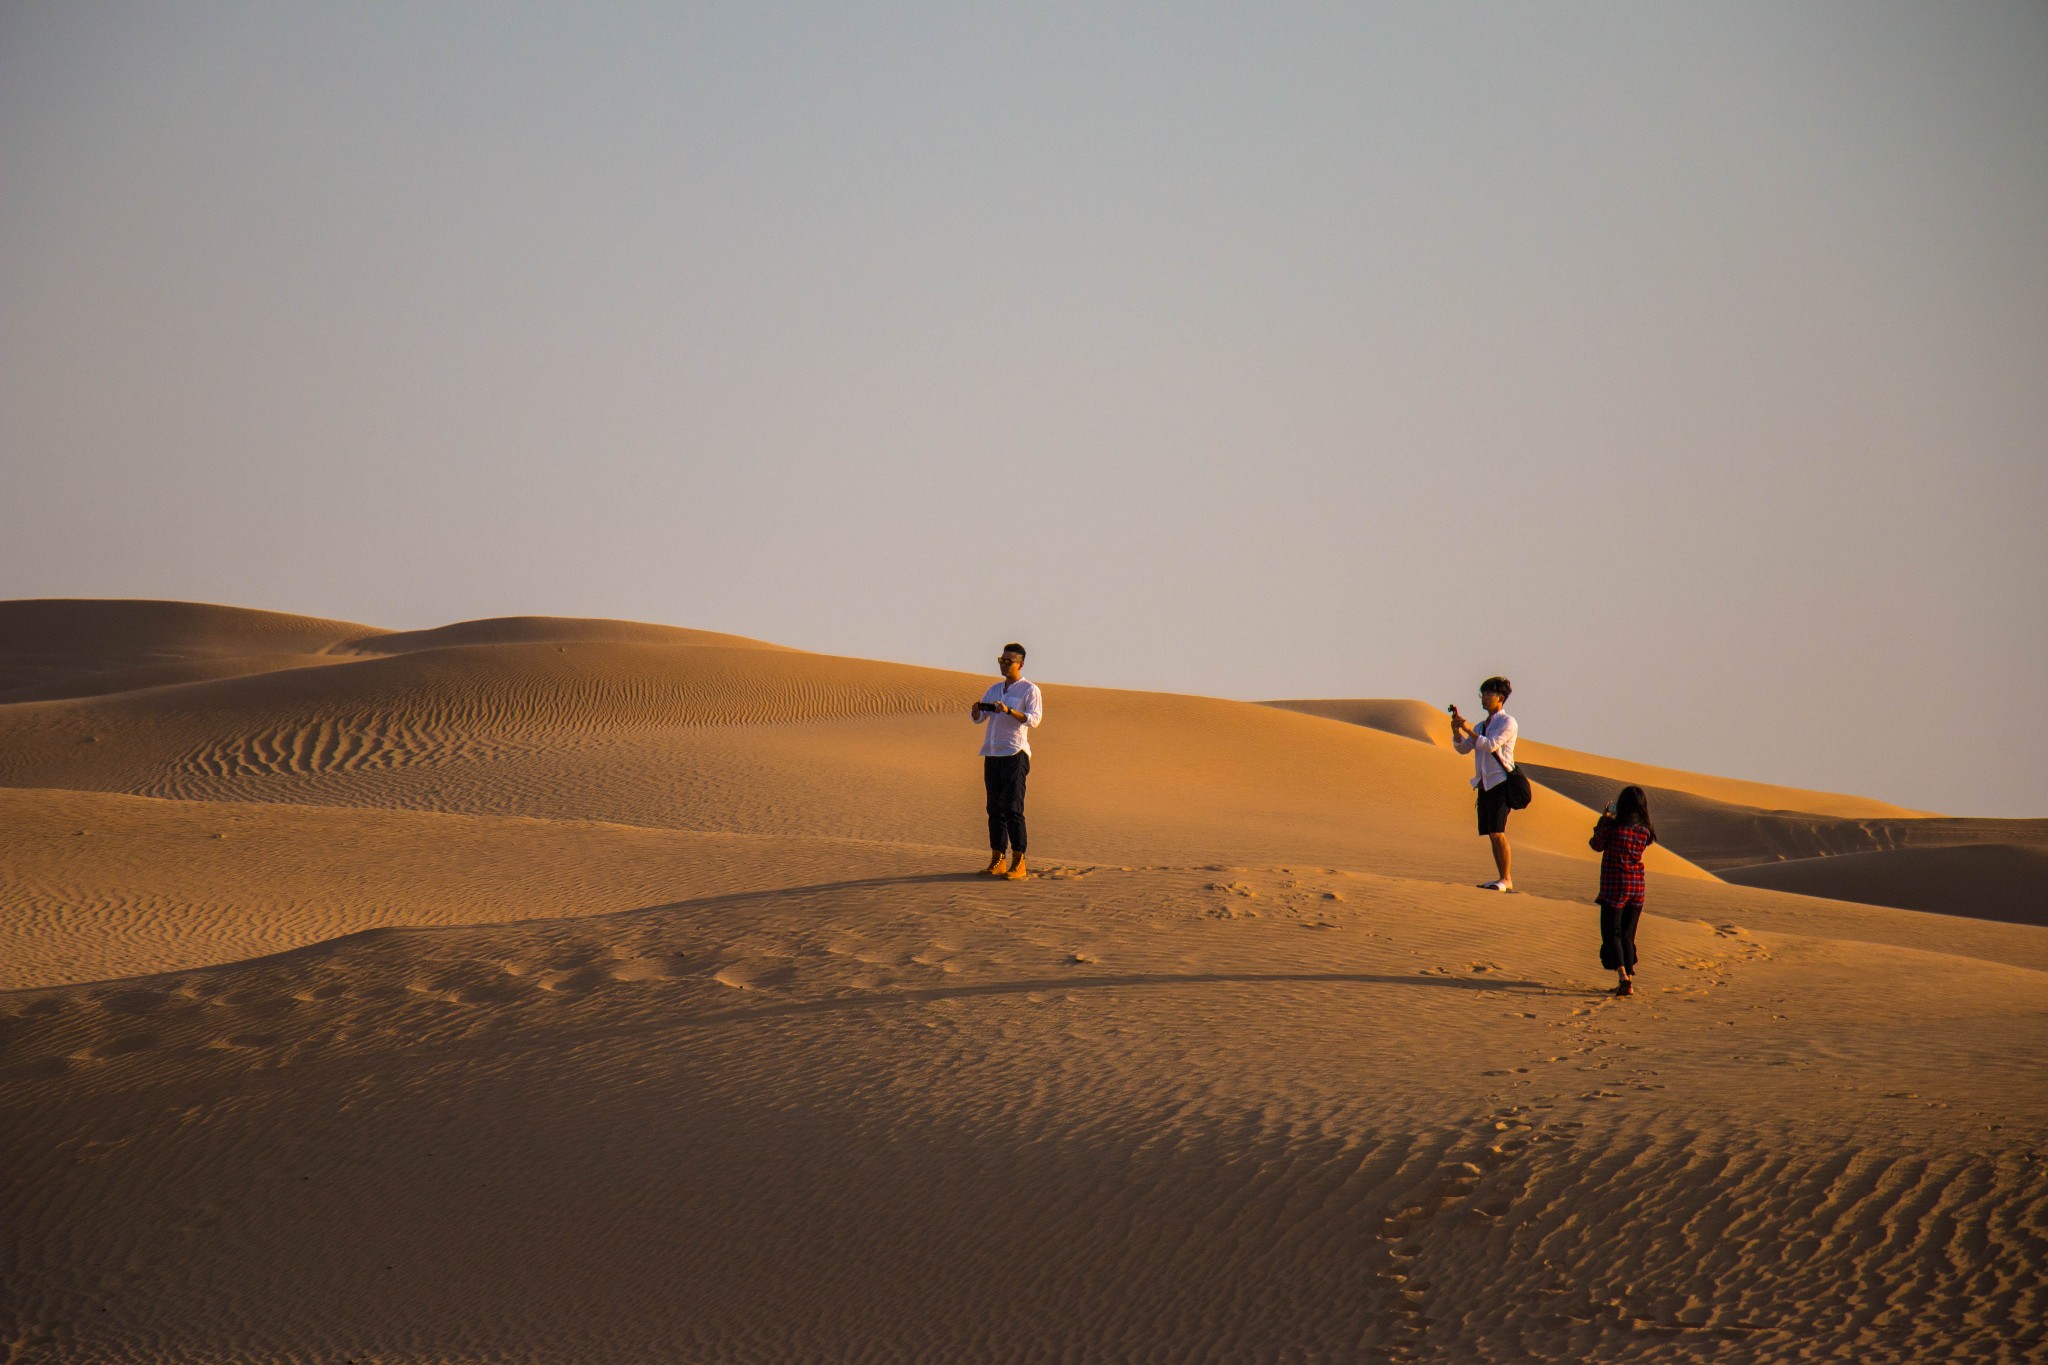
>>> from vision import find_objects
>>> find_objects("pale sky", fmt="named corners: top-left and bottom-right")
top-left (4, 2), bottom-right (2045, 815)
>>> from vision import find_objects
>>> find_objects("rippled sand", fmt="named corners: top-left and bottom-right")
top-left (3, 600), bottom-right (2043, 1363)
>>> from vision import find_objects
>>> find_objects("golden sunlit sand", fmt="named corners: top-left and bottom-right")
top-left (3, 601), bottom-right (2044, 1363)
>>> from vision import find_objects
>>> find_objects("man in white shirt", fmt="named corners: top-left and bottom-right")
top-left (1450, 675), bottom-right (1518, 892)
top-left (972, 643), bottom-right (1043, 880)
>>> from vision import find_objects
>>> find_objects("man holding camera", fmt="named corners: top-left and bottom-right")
top-left (972, 643), bottom-right (1043, 880)
top-left (1450, 676), bottom-right (1518, 892)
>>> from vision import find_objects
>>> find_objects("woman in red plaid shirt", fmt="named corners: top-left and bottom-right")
top-left (1590, 785), bottom-right (1657, 997)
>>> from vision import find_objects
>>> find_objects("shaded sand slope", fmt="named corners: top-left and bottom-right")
top-left (1265, 698), bottom-right (1456, 748)
top-left (0, 599), bottom-right (373, 674)
top-left (0, 633), bottom-right (1709, 887)
top-left (1511, 761), bottom-right (2048, 925)
top-left (1724, 844), bottom-right (2048, 928)
top-left (1509, 737), bottom-right (1930, 820)
top-left (0, 652), bottom-right (356, 705)
top-left (0, 600), bottom-right (372, 699)
top-left (1522, 763), bottom-right (2048, 869)
top-left (4, 864), bottom-right (2043, 1364)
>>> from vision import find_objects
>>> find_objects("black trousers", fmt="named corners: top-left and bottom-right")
top-left (984, 752), bottom-right (1029, 854)
top-left (1599, 899), bottom-right (1644, 971)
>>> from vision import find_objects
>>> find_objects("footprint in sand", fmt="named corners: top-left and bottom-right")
top-left (0, 1055), bottom-right (70, 1081)
top-left (1479, 1140), bottom-right (1522, 1168)
top-left (711, 961), bottom-right (797, 992)
top-left (98, 990), bottom-right (172, 1015)
top-left (87, 1033), bottom-right (161, 1058)
top-left (608, 957), bottom-right (694, 983)
top-left (538, 966), bottom-right (614, 994)
top-left (452, 979), bottom-right (529, 1005)
top-left (219, 990), bottom-right (299, 1017)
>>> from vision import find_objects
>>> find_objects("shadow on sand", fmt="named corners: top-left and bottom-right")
top-left (621, 872), bottom-right (1563, 1024)
top-left (691, 969), bottom-right (1556, 1026)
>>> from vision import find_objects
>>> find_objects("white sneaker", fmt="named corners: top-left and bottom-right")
top-left (1478, 880), bottom-right (1512, 892)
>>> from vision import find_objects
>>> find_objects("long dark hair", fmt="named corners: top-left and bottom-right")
top-left (1615, 785), bottom-right (1655, 840)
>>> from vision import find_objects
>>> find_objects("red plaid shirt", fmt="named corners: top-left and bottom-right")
top-left (1590, 816), bottom-right (1654, 906)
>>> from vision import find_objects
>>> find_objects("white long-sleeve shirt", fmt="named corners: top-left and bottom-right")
top-left (976, 677), bottom-right (1043, 756)
top-left (1453, 710), bottom-right (1517, 791)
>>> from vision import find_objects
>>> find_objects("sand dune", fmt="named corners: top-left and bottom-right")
top-left (1723, 843), bottom-right (2048, 927)
top-left (0, 601), bottom-right (784, 705)
top-left (0, 599), bottom-right (374, 692)
top-left (1521, 763), bottom-right (2048, 868)
top-left (4, 602), bottom-right (2044, 1364)
top-left (0, 786), bottom-right (960, 991)
top-left (1264, 697), bottom-right (1457, 748)
top-left (349, 614), bottom-right (791, 655)
top-left (0, 633), bottom-right (1709, 886)
top-left (1511, 737), bottom-right (1932, 820)
top-left (0, 651), bottom-right (355, 705)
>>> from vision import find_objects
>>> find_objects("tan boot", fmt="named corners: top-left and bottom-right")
top-left (982, 853), bottom-right (1007, 876)
top-left (1004, 855), bottom-right (1028, 880)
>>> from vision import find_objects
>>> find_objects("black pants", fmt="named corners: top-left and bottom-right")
top-left (1476, 782), bottom-right (1512, 835)
top-left (1599, 900), bottom-right (1644, 971)
top-left (984, 752), bottom-right (1029, 855)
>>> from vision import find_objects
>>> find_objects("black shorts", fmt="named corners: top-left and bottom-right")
top-left (1476, 782), bottom-right (1512, 835)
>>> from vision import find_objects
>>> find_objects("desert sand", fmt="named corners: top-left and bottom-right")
top-left (4, 601), bottom-right (2044, 1363)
